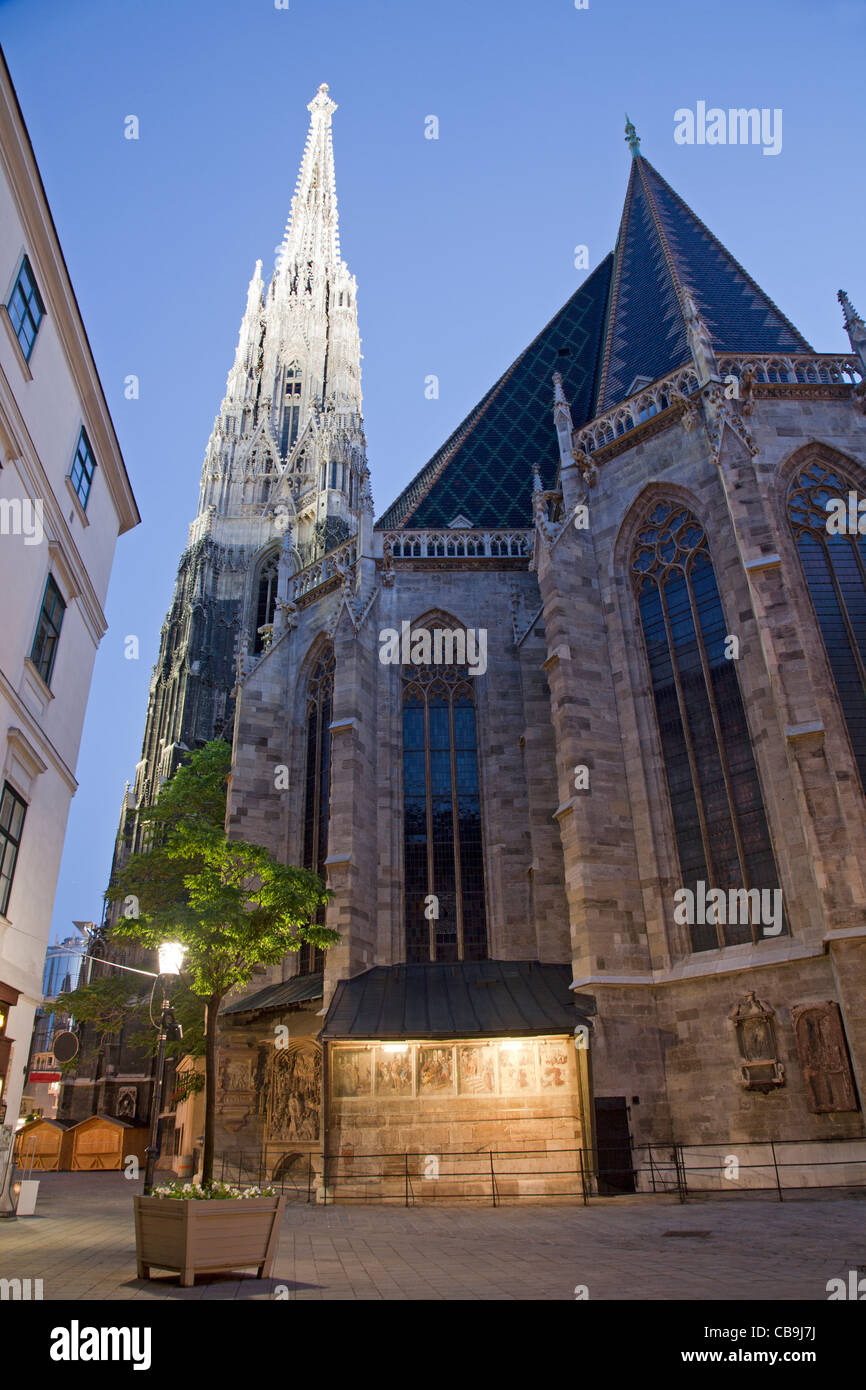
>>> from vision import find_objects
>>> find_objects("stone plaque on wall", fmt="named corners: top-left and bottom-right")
top-left (791, 1002), bottom-right (859, 1114)
top-left (729, 992), bottom-right (784, 1092)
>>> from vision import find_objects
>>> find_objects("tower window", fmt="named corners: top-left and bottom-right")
top-left (788, 460), bottom-right (866, 792)
top-left (281, 369), bottom-right (302, 456)
top-left (632, 500), bottom-right (783, 951)
top-left (299, 648), bottom-right (335, 974)
top-left (402, 642), bottom-right (488, 962)
top-left (253, 553), bottom-right (279, 652)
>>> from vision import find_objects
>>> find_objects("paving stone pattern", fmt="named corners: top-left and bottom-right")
top-left (1, 1173), bottom-right (864, 1301)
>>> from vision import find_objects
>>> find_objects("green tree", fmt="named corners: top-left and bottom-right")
top-left (108, 740), bottom-right (336, 1185)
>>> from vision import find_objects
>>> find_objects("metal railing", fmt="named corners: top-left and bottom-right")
top-left (208, 1136), bottom-right (866, 1206)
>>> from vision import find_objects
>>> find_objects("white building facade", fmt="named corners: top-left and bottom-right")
top-left (0, 47), bottom-right (138, 1178)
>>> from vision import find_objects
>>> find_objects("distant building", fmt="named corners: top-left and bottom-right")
top-left (0, 46), bottom-right (139, 1189)
top-left (19, 932), bottom-right (85, 1120)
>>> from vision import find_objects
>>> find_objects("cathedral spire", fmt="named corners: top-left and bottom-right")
top-left (275, 83), bottom-right (341, 285)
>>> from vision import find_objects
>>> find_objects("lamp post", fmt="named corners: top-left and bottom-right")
top-left (142, 942), bottom-right (185, 1196)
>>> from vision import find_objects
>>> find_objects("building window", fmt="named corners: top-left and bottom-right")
top-left (402, 644), bottom-right (488, 962)
top-left (0, 782), bottom-right (27, 917)
top-left (299, 648), bottom-right (335, 974)
top-left (632, 500), bottom-right (783, 951)
top-left (7, 255), bottom-right (45, 360)
top-left (253, 553), bottom-right (279, 653)
top-left (788, 460), bottom-right (866, 792)
top-left (30, 574), bottom-right (66, 687)
top-left (69, 428), bottom-right (97, 509)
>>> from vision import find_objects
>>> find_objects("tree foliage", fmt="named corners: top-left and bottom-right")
top-left (105, 740), bottom-right (337, 1184)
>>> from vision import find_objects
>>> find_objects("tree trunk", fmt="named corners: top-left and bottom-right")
top-left (202, 993), bottom-right (223, 1188)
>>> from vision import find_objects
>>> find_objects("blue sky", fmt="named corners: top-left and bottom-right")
top-left (0, 0), bottom-right (861, 943)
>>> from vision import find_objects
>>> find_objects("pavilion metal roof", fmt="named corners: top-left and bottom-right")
top-left (321, 960), bottom-right (595, 1041)
top-left (220, 971), bottom-right (324, 1017)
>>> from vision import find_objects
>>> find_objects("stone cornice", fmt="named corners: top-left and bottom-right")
top-left (0, 666), bottom-right (77, 793)
top-left (570, 938), bottom-right (825, 990)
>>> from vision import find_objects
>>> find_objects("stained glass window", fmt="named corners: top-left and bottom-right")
top-left (402, 646), bottom-right (487, 962)
top-left (632, 501), bottom-right (783, 950)
top-left (299, 647), bottom-right (335, 974)
top-left (788, 460), bottom-right (866, 792)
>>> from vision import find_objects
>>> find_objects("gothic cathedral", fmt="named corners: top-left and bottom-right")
top-left (112, 88), bottom-right (866, 1197)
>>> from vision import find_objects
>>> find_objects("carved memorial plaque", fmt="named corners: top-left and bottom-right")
top-left (791, 1002), bottom-right (859, 1113)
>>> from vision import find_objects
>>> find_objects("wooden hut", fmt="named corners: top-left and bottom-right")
top-left (14, 1117), bottom-right (74, 1171)
top-left (70, 1114), bottom-right (149, 1171)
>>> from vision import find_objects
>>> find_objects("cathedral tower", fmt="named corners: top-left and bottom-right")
top-left (121, 84), bottom-right (366, 848)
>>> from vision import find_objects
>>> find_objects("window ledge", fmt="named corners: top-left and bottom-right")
top-left (22, 657), bottom-right (55, 706)
top-left (64, 475), bottom-right (90, 527)
top-left (0, 304), bottom-right (34, 381)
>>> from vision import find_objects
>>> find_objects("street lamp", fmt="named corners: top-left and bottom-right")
top-left (142, 943), bottom-right (186, 1196)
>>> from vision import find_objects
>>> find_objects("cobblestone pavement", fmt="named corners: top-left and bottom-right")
top-left (1, 1173), bottom-right (864, 1301)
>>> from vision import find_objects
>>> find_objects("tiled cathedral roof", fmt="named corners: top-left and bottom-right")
top-left (595, 155), bottom-right (811, 412)
top-left (379, 150), bottom-right (811, 532)
top-left (376, 257), bottom-right (613, 530)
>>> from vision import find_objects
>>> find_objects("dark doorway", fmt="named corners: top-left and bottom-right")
top-left (594, 1096), bottom-right (635, 1195)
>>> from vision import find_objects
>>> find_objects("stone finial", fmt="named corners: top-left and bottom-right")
top-left (681, 285), bottom-right (719, 385)
top-left (624, 114), bottom-right (641, 158)
top-left (838, 289), bottom-right (866, 382)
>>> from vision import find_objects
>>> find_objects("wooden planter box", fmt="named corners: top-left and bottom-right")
top-left (133, 1195), bottom-right (285, 1287)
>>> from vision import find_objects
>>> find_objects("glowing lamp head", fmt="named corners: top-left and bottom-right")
top-left (157, 942), bottom-right (186, 977)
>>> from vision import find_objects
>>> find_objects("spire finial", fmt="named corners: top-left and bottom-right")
top-left (839, 289), bottom-right (865, 333)
top-left (308, 82), bottom-right (337, 118)
top-left (838, 290), bottom-right (866, 381)
top-left (624, 114), bottom-right (641, 158)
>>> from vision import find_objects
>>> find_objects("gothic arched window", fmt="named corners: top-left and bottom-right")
top-left (281, 367), bottom-right (302, 456)
top-left (299, 647), bottom-right (335, 974)
top-left (632, 500), bottom-right (783, 951)
top-left (253, 553), bottom-right (279, 653)
top-left (403, 646), bottom-right (488, 962)
top-left (788, 460), bottom-right (866, 792)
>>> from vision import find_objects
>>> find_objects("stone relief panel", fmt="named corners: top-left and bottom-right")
top-left (330, 1038), bottom-right (576, 1101)
top-left (261, 1042), bottom-right (321, 1141)
top-left (457, 1044), bottom-right (496, 1095)
top-left (418, 1047), bottom-right (455, 1094)
top-left (791, 1003), bottom-right (859, 1114)
top-left (375, 1050), bottom-right (413, 1096)
top-left (116, 1086), bottom-right (137, 1120)
top-left (499, 1043), bottom-right (538, 1094)
top-left (332, 1048), bottom-right (372, 1098)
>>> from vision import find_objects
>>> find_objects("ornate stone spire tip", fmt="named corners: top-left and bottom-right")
top-left (624, 113), bottom-right (641, 158)
top-left (839, 289), bottom-right (864, 328)
top-left (308, 82), bottom-right (337, 116)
